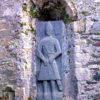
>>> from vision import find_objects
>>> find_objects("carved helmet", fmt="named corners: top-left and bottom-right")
top-left (45, 22), bottom-right (54, 35)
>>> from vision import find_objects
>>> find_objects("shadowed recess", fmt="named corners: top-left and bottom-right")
top-left (30, 0), bottom-right (72, 21)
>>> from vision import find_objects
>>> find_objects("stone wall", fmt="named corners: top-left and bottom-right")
top-left (0, 0), bottom-right (100, 100)
top-left (0, 0), bottom-right (36, 100)
top-left (74, 0), bottom-right (100, 100)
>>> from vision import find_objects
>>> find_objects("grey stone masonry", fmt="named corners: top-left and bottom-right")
top-left (0, 0), bottom-right (100, 100)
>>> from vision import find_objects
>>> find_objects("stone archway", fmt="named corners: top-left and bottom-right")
top-left (2, 87), bottom-right (15, 100)
top-left (31, 0), bottom-right (77, 21)
top-left (27, 0), bottom-right (78, 100)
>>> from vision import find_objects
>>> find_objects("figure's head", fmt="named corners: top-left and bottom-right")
top-left (45, 22), bottom-right (54, 36)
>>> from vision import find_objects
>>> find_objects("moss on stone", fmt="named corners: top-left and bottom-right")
top-left (28, 5), bottom-right (39, 18)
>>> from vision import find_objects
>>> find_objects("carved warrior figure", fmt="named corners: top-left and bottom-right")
top-left (37, 22), bottom-right (63, 99)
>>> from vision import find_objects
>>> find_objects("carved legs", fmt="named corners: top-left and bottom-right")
top-left (51, 81), bottom-right (56, 100)
top-left (43, 80), bottom-right (63, 100)
top-left (43, 81), bottom-right (49, 100)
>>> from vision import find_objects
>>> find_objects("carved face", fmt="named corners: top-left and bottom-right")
top-left (45, 22), bottom-right (53, 36)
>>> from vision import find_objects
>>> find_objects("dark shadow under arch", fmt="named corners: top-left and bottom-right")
top-left (31, 0), bottom-right (77, 21)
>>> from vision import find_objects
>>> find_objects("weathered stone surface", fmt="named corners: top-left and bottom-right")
top-left (36, 21), bottom-right (76, 100)
top-left (32, 0), bottom-right (77, 20)
top-left (0, 20), bottom-right (9, 30)
top-left (73, 20), bottom-right (85, 33)
top-left (0, 0), bottom-right (99, 100)
top-left (75, 68), bottom-right (91, 81)
top-left (90, 22), bottom-right (100, 33)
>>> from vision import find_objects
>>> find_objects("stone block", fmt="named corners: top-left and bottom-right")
top-left (91, 35), bottom-right (100, 41)
top-left (73, 20), bottom-right (85, 33)
top-left (95, 0), bottom-right (100, 2)
top-left (90, 22), bottom-right (100, 34)
top-left (94, 42), bottom-right (100, 47)
top-left (0, 46), bottom-right (8, 59)
top-left (75, 52), bottom-right (83, 62)
top-left (0, 37), bottom-right (12, 46)
top-left (77, 94), bottom-right (89, 100)
top-left (0, 19), bottom-right (11, 37)
top-left (0, 29), bottom-right (11, 37)
top-left (75, 68), bottom-right (91, 81)
top-left (88, 65), bottom-right (100, 69)
top-left (0, 20), bottom-right (9, 30)
top-left (15, 87), bottom-right (24, 100)
top-left (77, 82), bottom-right (86, 95)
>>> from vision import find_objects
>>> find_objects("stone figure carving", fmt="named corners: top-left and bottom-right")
top-left (37, 22), bottom-right (63, 100)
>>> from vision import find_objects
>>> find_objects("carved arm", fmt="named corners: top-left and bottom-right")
top-left (37, 41), bottom-right (47, 63)
top-left (49, 39), bottom-right (61, 62)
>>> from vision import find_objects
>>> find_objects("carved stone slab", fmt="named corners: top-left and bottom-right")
top-left (36, 21), bottom-right (75, 100)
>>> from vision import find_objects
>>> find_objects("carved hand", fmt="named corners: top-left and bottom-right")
top-left (44, 59), bottom-right (49, 66)
top-left (49, 56), bottom-right (55, 64)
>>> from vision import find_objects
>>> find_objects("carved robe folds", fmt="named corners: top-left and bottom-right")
top-left (37, 36), bottom-right (61, 81)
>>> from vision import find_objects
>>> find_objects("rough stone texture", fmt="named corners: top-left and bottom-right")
top-left (75, 0), bottom-right (100, 100)
top-left (32, 0), bottom-right (77, 20)
top-left (0, 0), bottom-right (36, 100)
top-left (0, 0), bottom-right (100, 100)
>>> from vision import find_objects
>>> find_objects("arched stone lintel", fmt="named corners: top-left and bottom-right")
top-left (65, 1), bottom-right (77, 20)
top-left (31, 0), bottom-right (77, 20)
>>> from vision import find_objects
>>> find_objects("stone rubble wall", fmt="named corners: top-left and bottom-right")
top-left (74, 0), bottom-right (100, 100)
top-left (0, 0), bottom-right (36, 100)
top-left (0, 0), bottom-right (100, 100)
